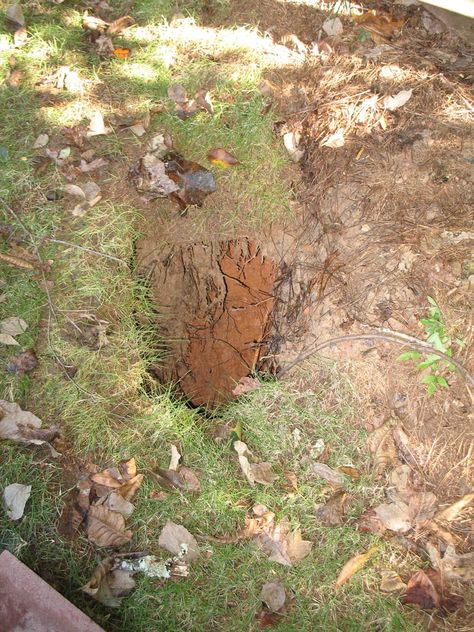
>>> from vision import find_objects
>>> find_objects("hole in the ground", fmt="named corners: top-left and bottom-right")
top-left (137, 236), bottom-right (277, 408)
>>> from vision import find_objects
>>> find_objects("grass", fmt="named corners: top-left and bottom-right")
top-left (0, 1), bottom-right (426, 630)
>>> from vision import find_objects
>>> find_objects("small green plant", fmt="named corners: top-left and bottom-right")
top-left (399, 296), bottom-right (462, 396)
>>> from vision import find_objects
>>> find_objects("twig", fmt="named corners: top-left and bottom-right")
top-left (277, 331), bottom-right (474, 388)
top-left (46, 238), bottom-right (128, 267)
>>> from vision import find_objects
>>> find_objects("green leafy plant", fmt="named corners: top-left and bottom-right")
top-left (399, 297), bottom-right (462, 396)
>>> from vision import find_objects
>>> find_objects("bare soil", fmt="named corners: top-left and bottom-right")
top-left (134, 1), bottom-right (473, 505)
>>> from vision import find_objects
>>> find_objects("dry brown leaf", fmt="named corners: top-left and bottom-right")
top-left (106, 15), bottom-right (134, 35)
top-left (261, 582), bottom-right (286, 612)
top-left (286, 529), bottom-right (313, 563)
top-left (315, 490), bottom-right (348, 526)
top-left (82, 557), bottom-right (135, 608)
top-left (402, 568), bottom-right (464, 614)
top-left (373, 501), bottom-right (412, 533)
top-left (158, 521), bottom-right (199, 562)
top-left (337, 466), bottom-right (360, 480)
top-left (207, 148), bottom-right (241, 168)
top-left (434, 492), bottom-right (474, 522)
top-left (194, 89), bottom-right (213, 114)
top-left (367, 422), bottom-right (399, 475)
top-left (87, 505), bottom-right (132, 547)
top-left (335, 545), bottom-right (378, 588)
top-left (119, 457), bottom-right (136, 480)
top-left (232, 376), bottom-right (261, 396)
top-left (310, 462), bottom-right (345, 486)
top-left (283, 471), bottom-right (298, 492)
top-left (427, 543), bottom-right (474, 583)
top-left (355, 508), bottom-right (387, 535)
top-left (178, 467), bottom-right (200, 493)
top-left (117, 474), bottom-right (143, 502)
top-left (90, 470), bottom-right (123, 489)
top-left (380, 570), bottom-right (407, 593)
top-left (100, 491), bottom-right (135, 517)
top-left (0, 400), bottom-right (60, 456)
top-left (252, 462), bottom-right (277, 485)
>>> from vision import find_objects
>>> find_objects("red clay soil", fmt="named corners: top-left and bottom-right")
top-left (137, 238), bottom-right (275, 407)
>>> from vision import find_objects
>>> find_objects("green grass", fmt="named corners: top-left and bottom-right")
top-left (0, 1), bottom-right (424, 630)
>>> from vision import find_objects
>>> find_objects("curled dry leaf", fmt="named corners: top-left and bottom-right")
top-left (207, 148), bottom-right (240, 168)
top-left (337, 466), bottom-right (360, 480)
top-left (427, 543), bottom-right (474, 583)
top-left (82, 557), bottom-right (135, 608)
top-left (283, 132), bottom-right (304, 162)
top-left (380, 570), bottom-right (407, 593)
top-left (158, 521), bottom-right (199, 562)
top-left (234, 440), bottom-right (255, 486)
top-left (315, 490), bottom-right (348, 526)
top-left (87, 111), bottom-right (112, 137)
top-left (0, 400), bottom-right (60, 456)
top-left (87, 504), bottom-right (133, 547)
top-left (335, 545), bottom-right (377, 588)
top-left (261, 582), bottom-right (286, 612)
top-left (33, 133), bottom-right (49, 149)
top-left (434, 492), bottom-right (474, 523)
top-left (1, 316), bottom-right (27, 338)
top-left (310, 462), bottom-right (345, 486)
top-left (373, 501), bottom-right (412, 533)
top-left (322, 17), bottom-right (343, 37)
top-left (3, 483), bottom-right (31, 520)
top-left (80, 157), bottom-right (109, 173)
top-left (168, 444), bottom-right (181, 471)
top-left (178, 466), bottom-right (201, 493)
top-left (367, 421), bottom-right (399, 475)
top-left (383, 89), bottom-right (413, 111)
top-left (151, 466), bottom-right (199, 493)
top-left (402, 568), bottom-right (463, 613)
top-left (100, 491), bottom-right (135, 517)
top-left (62, 181), bottom-right (102, 217)
top-left (321, 130), bottom-right (345, 149)
top-left (232, 376), bottom-right (261, 397)
top-left (7, 349), bottom-right (38, 375)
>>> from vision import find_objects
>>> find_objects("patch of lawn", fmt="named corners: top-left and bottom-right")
top-left (1, 1), bottom-right (423, 631)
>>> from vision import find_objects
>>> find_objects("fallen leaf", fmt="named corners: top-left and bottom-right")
top-left (55, 66), bottom-right (84, 94)
top-left (252, 462), bottom-right (277, 485)
top-left (107, 15), bottom-right (134, 35)
top-left (3, 483), bottom-right (31, 520)
top-left (310, 462), bottom-right (345, 486)
top-left (322, 17), bottom-right (343, 37)
top-left (383, 89), bottom-right (413, 111)
top-left (119, 457), bottom-right (136, 480)
top-left (380, 570), bottom-right (407, 593)
top-left (234, 440), bottom-right (255, 486)
top-left (335, 545), bottom-right (377, 587)
top-left (164, 152), bottom-right (217, 206)
top-left (283, 132), bottom-right (304, 162)
top-left (207, 148), bottom-right (240, 168)
top-left (116, 474), bottom-right (143, 501)
top-left (158, 521), bottom-right (199, 562)
top-left (87, 111), bottom-right (112, 137)
top-left (355, 508), bottom-right (386, 535)
top-left (95, 34), bottom-right (115, 55)
top-left (194, 89), bottom-right (213, 114)
top-left (0, 400), bottom-right (60, 456)
top-left (62, 181), bottom-right (102, 217)
top-left (374, 501), bottom-right (412, 533)
top-left (315, 490), bottom-right (348, 526)
top-left (321, 130), bottom-right (345, 148)
top-left (0, 333), bottom-right (19, 346)
top-left (367, 421), bottom-right (399, 475)
top-left (6, 69), bottom-right (23, 88)
top-left (261, 582), bottom-right (286, 612)
top-left (80, 157), bottom-right (109, 173)
top-left (113, 47), bottom-right (131, 59)
top-left (427, 543), bottom-right (474, 583)
top-left (354, 11), bottom-right (404, 39)
top-left (151, 467), bottom-right (193, 492)
top-left (82, 558), bottom-right (135, 608)
top-left (168, 444), bottom-right (181, 471)
top-left (286, 528), bottom-right (313, 563)
top-left (87, 505), bottom-right (132, 547)
top-left (1, 316), bottom-right (27, 337)
top-left (178, 466), bottom-right (200, 493)
top-left (402, 569), bottom-right (440, 609)
top-left (232, 376), bottom-right (260, 396)
top-left (434, 492), bottom-right (474, 522)
top-left (6, 3), bottom-right (25, 28)
top-left (13, 26), bottom-right (27, 47)
top-left (282, 471), bottom-right (298, 493)
top-left (7, 349), bottom-right (38, 375)
top-left (168, 84), bottom-right (187, 104)
top-left (0, 252), bottom-right (34, 272)
top-left (33, 133), bottom-right (49, 149)
top-left (100, 491), bottom-right (135, 517)
top-left (337, 466), bottom-right (360, 480)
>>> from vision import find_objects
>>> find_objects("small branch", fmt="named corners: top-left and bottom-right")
top-left (46, 238), bottom-right (128, 267)
top-left (277, 331), bottom-right (474, 388)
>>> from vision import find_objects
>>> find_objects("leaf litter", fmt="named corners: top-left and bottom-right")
top-left (3, 483), bottom-right (31, 520)
top-left (0, 400), bottom-right (60, 456)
